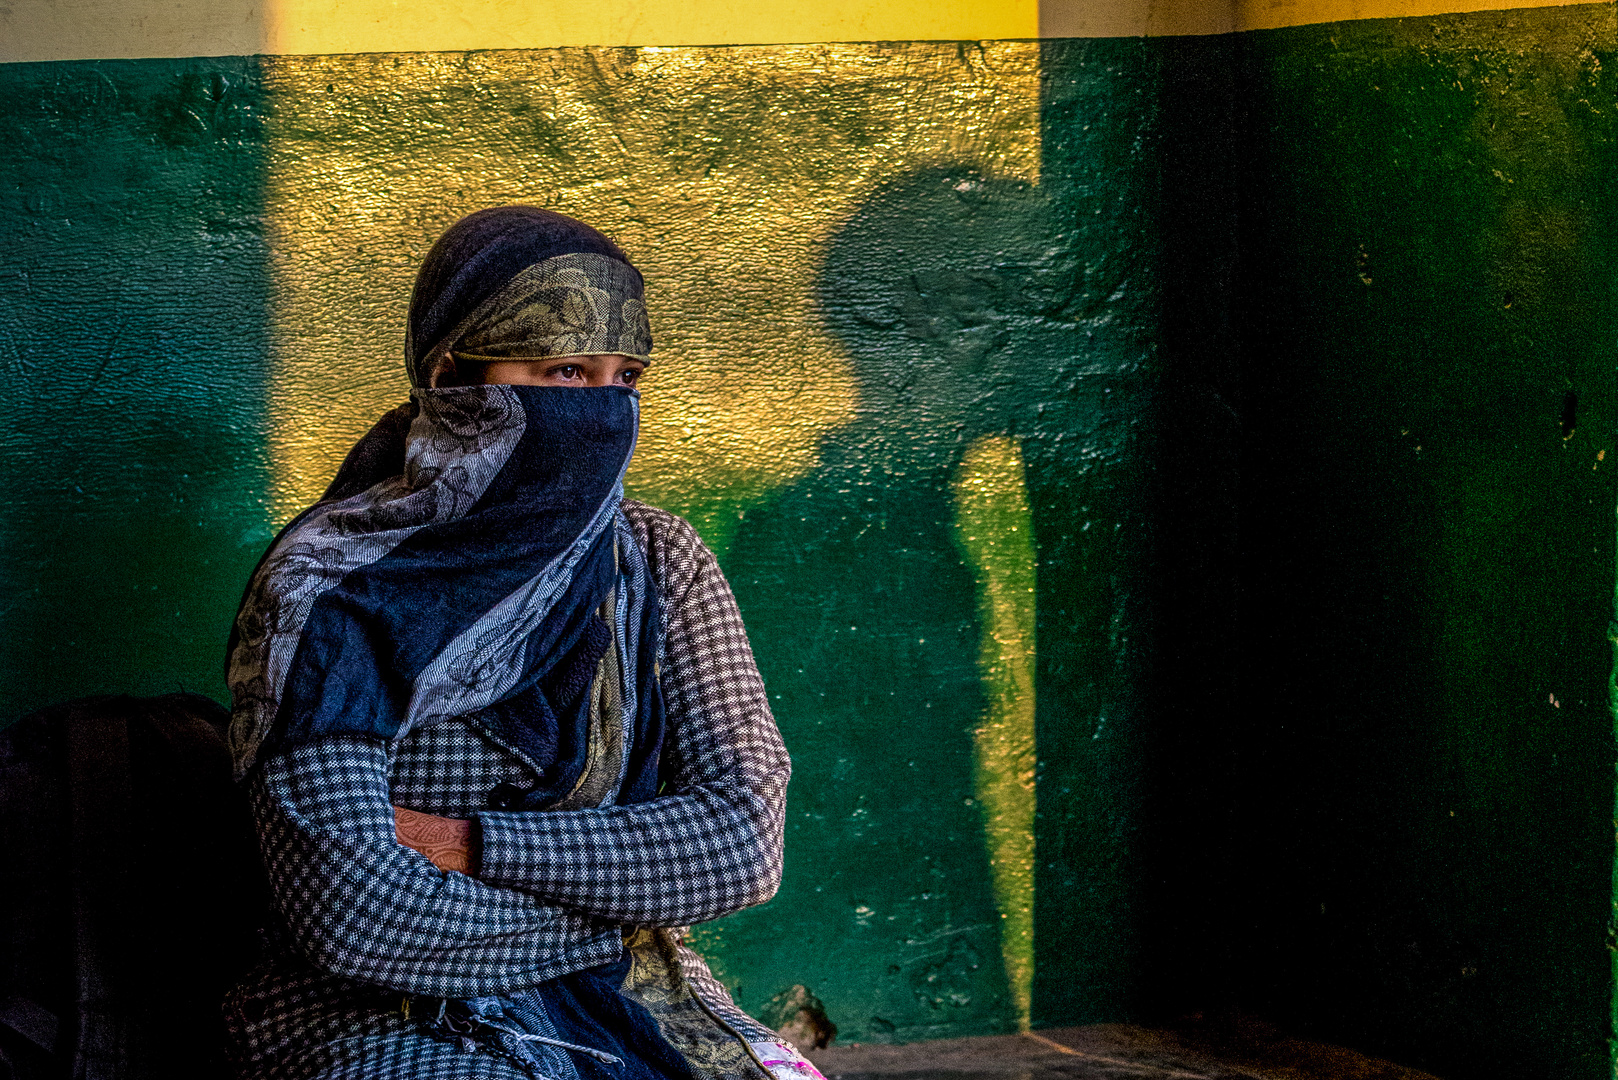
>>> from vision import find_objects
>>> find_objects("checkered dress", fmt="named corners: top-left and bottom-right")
top-left (224, 502), bottom-right (808, 1080)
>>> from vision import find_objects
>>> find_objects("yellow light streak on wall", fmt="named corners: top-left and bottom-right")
top-left (951, 434), bottom-right (1038, 1031)
top-left (259, 43), bottom-right (1041, 556)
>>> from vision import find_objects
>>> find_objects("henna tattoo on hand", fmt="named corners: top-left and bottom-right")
top-left (393, 805), bottom-right (475, 875)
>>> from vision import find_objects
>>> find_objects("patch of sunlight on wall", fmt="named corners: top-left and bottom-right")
top-left (952, 435), bottom-right (1038, 1032)
top-left (260, 42), bottom-right (1041, 557)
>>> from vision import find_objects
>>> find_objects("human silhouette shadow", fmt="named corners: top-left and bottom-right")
top-left (715, 166), bottom-right (1125, 1039)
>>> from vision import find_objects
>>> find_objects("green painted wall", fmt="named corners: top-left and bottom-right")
top-left (2, 5), bottom-right (1617, 1078)
top-left (0, 58), bottom-right (273, 709)
top-left (1216, 7), bottom-right (1618, 1079)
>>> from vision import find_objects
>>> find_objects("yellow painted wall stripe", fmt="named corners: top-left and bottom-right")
top-left (265, 0), bottom-right (1034, 55)
top-left (2, 0), bottom-right (1032, 64)
top-left (1, 0), bottom-right (1603, 62)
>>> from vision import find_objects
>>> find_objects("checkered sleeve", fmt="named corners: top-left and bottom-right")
top-left (250, 735), bottom-right (622, 997)
top-left (477, 505), bottom-right (791, 926)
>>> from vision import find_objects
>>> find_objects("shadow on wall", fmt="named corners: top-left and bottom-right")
top-left (706, 151), bottom-right (1168, 1040)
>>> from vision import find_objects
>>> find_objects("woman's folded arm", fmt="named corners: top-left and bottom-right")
top-left (476, 771), bottom-right (785, 925)
top-left (476, 511), bottom-right (791, 925)
top-left (252, 734), bottom-right (618, 998)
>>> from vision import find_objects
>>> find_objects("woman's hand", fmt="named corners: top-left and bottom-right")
top-left (393, 805), bottom-right (476, 874)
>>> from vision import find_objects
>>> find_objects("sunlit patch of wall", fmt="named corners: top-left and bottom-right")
top-left (256, 44), bottom-right (1040, 556)
top-left (952, 435), bottom-right (1039, 1030)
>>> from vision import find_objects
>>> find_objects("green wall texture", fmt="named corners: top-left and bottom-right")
top-left (1226, 8), bottom-right (1618, 1079)
top-left (0, 57), bottom-right (273, 709)
top-left (2, 5), bottom-right (1616, 1079)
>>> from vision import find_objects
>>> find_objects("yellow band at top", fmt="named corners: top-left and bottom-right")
top-left (0, 0), bottom-right (1600, 64)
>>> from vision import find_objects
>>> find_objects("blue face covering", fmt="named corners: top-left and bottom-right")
top-left (229, 206), bottom-right (665, 804)
top-left (228, 383), bottom-right (667, 809)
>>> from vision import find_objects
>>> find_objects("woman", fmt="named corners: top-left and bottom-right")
top-left (224, 206), bottom-right (820, 1080)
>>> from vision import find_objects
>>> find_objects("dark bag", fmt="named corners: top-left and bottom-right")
top-left (0, 694), bottom-right (265, 1080)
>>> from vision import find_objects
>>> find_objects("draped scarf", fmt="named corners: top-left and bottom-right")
top-left (227, 207), bottom-right (665, 811)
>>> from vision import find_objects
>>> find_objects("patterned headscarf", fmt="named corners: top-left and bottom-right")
top-left (227, 209), bottom-right (666, 806)
top-left (406, 206), bottom-right (652, 386)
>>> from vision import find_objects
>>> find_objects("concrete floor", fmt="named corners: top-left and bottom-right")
top-left (803, 1022), bottom-right (1445, 1080)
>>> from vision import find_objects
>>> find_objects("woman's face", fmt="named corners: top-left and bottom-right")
top-left (432, 353), bottom-right (646, 389)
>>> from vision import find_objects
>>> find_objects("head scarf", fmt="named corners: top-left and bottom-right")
top-left (227, 208), bottom-right (665, 811)
top-left (405, 205), bottom-right (652, 387)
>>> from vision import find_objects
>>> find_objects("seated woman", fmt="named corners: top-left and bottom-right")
top-left (223, 206), bottom-right (820, 1080)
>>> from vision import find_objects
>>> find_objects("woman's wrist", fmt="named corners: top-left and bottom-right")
top-left (393, 805), bottom-right (477, 875)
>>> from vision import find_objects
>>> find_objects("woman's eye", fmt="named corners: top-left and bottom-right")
top-left (555, 365), bottom-right (581, 380)
top-left (620, 369), bottom-right (641, 385)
